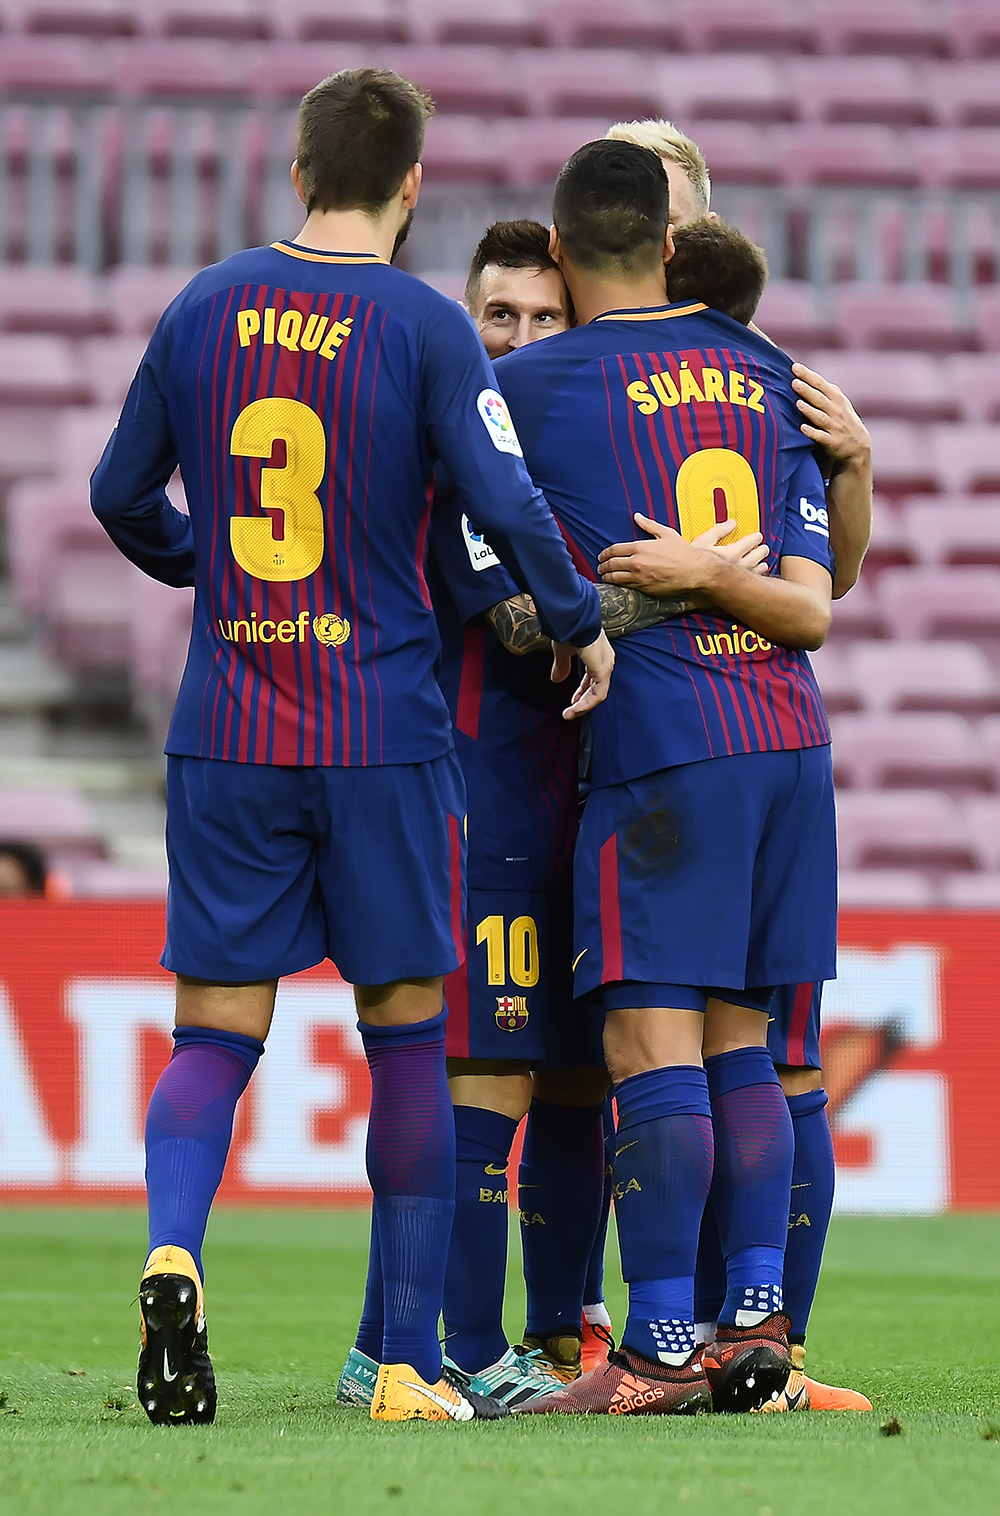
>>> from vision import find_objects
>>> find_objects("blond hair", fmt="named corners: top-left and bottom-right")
top-left (606, 119), bottom-right (711, 216)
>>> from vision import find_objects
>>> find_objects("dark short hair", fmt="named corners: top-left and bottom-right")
top-left (465, 219), bottom-right (560, 307)
top-left (553, 139), bottom-right (670, 275)
top-left (0, 839), bottom-right (47, 894)
top-left (296, 67), bottom-right (433, 215)
top-left (667, 218), bottom-right (769, 325)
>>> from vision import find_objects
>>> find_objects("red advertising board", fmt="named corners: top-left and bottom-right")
top-left (1, 902), bottom-right (998, 1209)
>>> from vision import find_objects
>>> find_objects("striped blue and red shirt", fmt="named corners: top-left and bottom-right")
top-left (91, 241), bottom-right (600, 766)
top-left (495, 301), bottom-right (834, 788)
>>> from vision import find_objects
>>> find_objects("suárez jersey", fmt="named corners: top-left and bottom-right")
top-left (428, 491), bottom-right (579, 891)
top-left (495, 301), bottom-right (834, 788)
top-left (91, 242), bottom-right (600, 766)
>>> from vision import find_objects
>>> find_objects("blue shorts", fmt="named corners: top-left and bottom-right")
top-left (163, 753), bottom-right (466, 985)
top-left (445, 885), bottom-right (605, 1069)
top-left (574, 746), bottom-right (837, 1006)
top-left (767, 982), bottom-right (823, 1069)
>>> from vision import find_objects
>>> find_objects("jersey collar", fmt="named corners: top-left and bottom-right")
top-left (592, 301), bottom-right (707, 323)
top-left (271, 240), bottom-right (388, 265)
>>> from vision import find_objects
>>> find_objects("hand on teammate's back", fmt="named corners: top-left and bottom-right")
top-left (558, 630), bottom-right (615, 721)
top-left (791, 363), bottom-right (870, 464)
top-left (597, 516), bottom-right (769, 597)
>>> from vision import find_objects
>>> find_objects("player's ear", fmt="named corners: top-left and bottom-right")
top-left (290, 159), bottom-right (307, 208)
top-left (402, 162), bottom-right (422, 209)
top-left (663, 223), bottom-right (675, 267)
top-left (548, 224), bottom-right (563, 267)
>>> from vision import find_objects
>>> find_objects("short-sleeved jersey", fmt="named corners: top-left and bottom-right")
top-left (495, 301), bottom-right (834, 788)
top-left (91, 242), bottom-right (600, 767)
top-left (428, 490), bottom-right (579, 891)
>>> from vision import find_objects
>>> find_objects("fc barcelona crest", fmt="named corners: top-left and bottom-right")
top-left (495, 995), bottom-right (529, 1031)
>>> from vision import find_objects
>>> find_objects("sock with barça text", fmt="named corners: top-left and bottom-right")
top-left (706, 1048), bottom-right (794, 1329)
top-left (354, 1210), bottom-right (384, 1361)
top-left (442, 1105), bottom-right (518, 1374)
top-left (783, 1088), bottom-right (836, 1343)
top-left (360, 1010), bottom-right (455, 1386)
top-left (521, 1100), bottom-right (607, 1337)
top-left (145, 1024), bottom-right (263, 1280)
top-left (582, 1094), bottom-right (616, 1320)
top-left (613, 1067), bottom-right (714, 1367)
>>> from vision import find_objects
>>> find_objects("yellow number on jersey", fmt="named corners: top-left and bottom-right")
top-left (475, 913), bottom-right (540, 988)
top-left (230, 397), bottom-right (326, 581)
top-left (674, 446), bottom-right (761, 548)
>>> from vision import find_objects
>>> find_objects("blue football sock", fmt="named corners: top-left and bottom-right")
top-left (784, 1089), bottom-right (835, 1342)
top-left (361, 1011), bottom-right (455, 1386)
top-left (442, 1105), bottom-right (518, 1374)
top-left (145, 1025), bottom-right (263, 1280)
top-left (693, 1196), bottom-right (726, 1338)
top-left (583, 1095), bottom-right (616, 1313)
top-left (705, 1048), bottom-right (794, 1327)
top-left (520, 1099), bottom-right (607, 1337)
top-left (613, 1067), bottom-right (713, 1366)
top-left (354, 1210), bottom-right (383, 1361)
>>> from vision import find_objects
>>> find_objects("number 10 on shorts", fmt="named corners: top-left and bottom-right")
top-left (475, 914), bottom-right (540, 988)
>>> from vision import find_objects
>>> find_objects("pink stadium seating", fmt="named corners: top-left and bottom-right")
top-left (754, 281), bottom-right (836, 350)
top-left (929, 425), bottom-right (1000, 493)
top-left (54, 404), bottom-right (120, 477)
top-left (861, 500), bottom-right (916, 569)
top-left (832, 283), bottom-right (972, 351)
top-left (902, 501), bottom-right (1000, 566)
top-left (838, 868), bottom-right (937, 907)
top-left (500, 118), bottom-right (624, 187)
top-left (0, 34), bottom-right (108, 92)
top-left (249, 43), bottom-right (365, 101)
top-left (806, 643), bottom-right (862, 712)
top-left (812, 0), bottom-right (951, 59)
top-left (129, 575), bottom-right (193, 699)
top-left (958, 793), bottom-right (1000, 872)
top-left (775, 125), bottom-right (917, 188)
top-left (519, 49), bottom-right (660, 119)
top-left (0, 335), bottom-right (86, 404)
top-left (879, 566), bottom-right (1000, 639)
top-left (48, 541), bottom-right (139, 668)
top-left (6, 478), bottom-right (105, 612)
top-left (383, 47), bottom-right (528, 116)
top-left (677, 0), bottom-right (816, 56)
top-left (105, 266), bottom-right (196, 336)
top-left (863, 421), bottom-right (938, 493)
top-left (0, 265), bottom-right (108, 335)
top-left (827, 575), bottom-right (887, 639)
top-left (804, 350), bottom-right (957, 421)
top-left (271, 0), bottom-right (409, 44)
top-left (141, 0), bottom-right (271, 41)
top-left (787, 56), bottom-right (930, 126)
top-left (4, 1), bottom-right (139, 38)
top-left (939, 871), bottom-right (1000, 907)
top-left (545, 0), bottom-right (683, 52)
top-left (0, 406), bottom-right (59, 482)
top-left (911, 128), bottom-right (1000, 191)
top-left (977, 721), bottom-right (1000, 792)
top-left (408, 0), bottom-right (545, 48)
top-left (657, 54), bottom-right (795, 123)
top-left (973, 288), bottom-right (1000, 351)
top-left (78, 335), bottom-right (145, 406)
top-left (108, 39), bottom-right (247, 99)
top-left (831, 711), bottom-right (992, 790)
top-left (849, 639), bottom-right (1000, 712)
top-left (0, 787), bottom-right (100, 851)
top-left (421, 116), bottom-right (506, 184)
top-left (677, 122), bottom-right (779, 184)
top-left (943, 358), bottom-right (1000, 423)
top-left (923, 61), bottom-right (1000, 127)
top-left (65, 859), bottom-right (168, 897)
top-left (948, 4), bottom-right (1000, 62)
top-left (836, 788), bottom-right (976, 870)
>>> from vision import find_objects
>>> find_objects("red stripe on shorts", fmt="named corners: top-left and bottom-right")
top-left (444, 957), bottom-right (470, 1058)
top-left (448, 811), bottom-right (465, 962)
top-left (787, 982), bottom-right (813, 1067)
top-left (599, 833), bottom-right (623, 982)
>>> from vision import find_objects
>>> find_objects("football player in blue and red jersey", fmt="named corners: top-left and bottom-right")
top-left (495, 141), bottom-right (839, 1416)
top-left (90, 68), bottom-right (615, 1427)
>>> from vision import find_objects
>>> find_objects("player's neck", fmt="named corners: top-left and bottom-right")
top-left (292, 207), bottom-right (397, 262)
top-left (563, 272), bottom-right (670, 326)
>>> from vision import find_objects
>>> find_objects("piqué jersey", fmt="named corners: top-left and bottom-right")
top-left (90, 241), bottom-right (600, 767)
top-left (428, 489), bottom-right (579, 892)
top-left (495, 301), bottom-right (834, 789)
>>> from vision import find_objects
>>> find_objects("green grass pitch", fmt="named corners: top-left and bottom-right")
top-left (1, 1209), bottom-right (999, 1514)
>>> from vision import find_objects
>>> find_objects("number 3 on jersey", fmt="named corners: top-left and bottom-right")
top-left (230, 397), bottom-right (325, 581)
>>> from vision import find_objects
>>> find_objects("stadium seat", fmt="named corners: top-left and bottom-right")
top-left (837, 868), bottom-right (937, 907)
top-left (862, 420), bottom-right (938, 493)
top-left (902, 500), bottom-right (1000, 566)
top-left (929, 424), bottom-right (1000, 493)
top-left (0, 335), bottom-right (87, 404)
top-left (270, 0), bottom-right (409, 43)
top-left (6, 478), bottom-right (106, 612)
top-left (519, 49), bottom-right (660, 120)
top-left (677, 0), bottom-right (816, 55)
top-left (948, 4), bottom-right (1000, 62)
top-left (53, 404), bottom-right (120, 477)
top-left (249, 42), bottom-right (365, 102)
top-left (939, 870), bottom-right (1000, 908)
top-left (0, 786), bottom-right (100, 850)
top-left (48, 542), bottom-right (139, 668)
top-left (656, 54), bottom-right (796, 123)
top-left (78, 335), bottom-right (145, 406)
top-left (861, 499), bottom-right (916, 570)
top-left (754, 280), bottom-right (837, 350)
top-left (879, 566), bottom-right (1000, 639)
top-left (910, 128), bottom-right (1000, 191)
top-left (105, 266), bottom-right (196, 335)
top-left (108, 38), bottom-right (247, 99)
top-left (4, 1), bottom-right (140, 38)
top-left (421, 116), bottom-right (506, 184)
top-left (811, 0), bottom-right (951, 59)
top-left (922, 61), bottom-right (1000, 127)
top-left (500, 117), bottom-right (636, 187)
top-left (827, 574), bottom-right (887, 639)
top-left (806, 643), bottom-right (862, 712)
top-left (0, 405), bottom-right (61, 483)
top-left (977, 721), bottom-right (1000, 793)
top-left (774, 124), bottom-right (917, 188)
top-left (942, 357), bottom-right (1000, 423)
top-left (804, 349), bottom-right (957, 420)
top-left (0, 34), bottom-right (109, 92)
top-left (832, 283), bottom-right (972, 351)
top-left (676, 121), bottom-right (779, 184)
top-left (140, 0), bottom-right (271, 41)
top-left (383, 47), bottom-right (528, 116)
top-left (0, 265), bottom-right (108, 336)
top-left (973, 287), bottom-right (1000, 351)
top-left (544, 0), bottom-right (683, 51)
top-left (831, 711), bottom-right (992, 790)
top-left (408, 0), bottom-right (546, 48)
top-left (129, 574), bottom-right (193, 700)
top-left (849, 639), bottom-right (1000, 712)
top-left (835, 788), bottom-right (975, 869)
top-left (787, 56), bottom-right (930, 126)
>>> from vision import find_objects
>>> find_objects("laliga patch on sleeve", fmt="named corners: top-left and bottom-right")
top-left (462, 514), bottom-right (501, 571)
top-left (477, 388), bottom-right (523, 457)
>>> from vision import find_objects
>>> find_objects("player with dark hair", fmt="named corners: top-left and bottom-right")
top-left (92, 67), bottom-right (615, 1428)
top-left (0, 840), bottom-right (47, 896)
top-left (492, 140), bottom-right (838, 1416)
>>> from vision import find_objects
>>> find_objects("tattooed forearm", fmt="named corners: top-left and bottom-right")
top-left (484, 585), bottom-right (707, 657)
